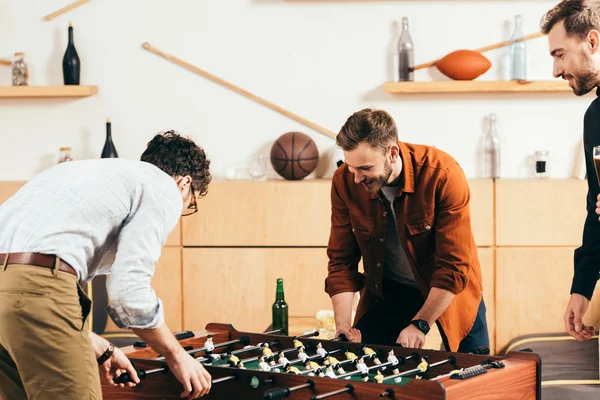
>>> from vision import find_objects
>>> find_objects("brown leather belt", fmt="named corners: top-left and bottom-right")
top-left (0, 252), bottom-right (78, 277)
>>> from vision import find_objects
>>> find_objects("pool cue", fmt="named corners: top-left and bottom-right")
top-left (0, 59), bottom-right (11, 66)
top-left (42, 0), bottom-right (92, 21)
top-left (414, 31), bottom-right (545, 71)
top-left (141, 42), bottom-right (337, 140)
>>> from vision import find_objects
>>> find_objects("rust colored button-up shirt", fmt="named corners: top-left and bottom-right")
top-left (325, 141), bottom-right (483, 352)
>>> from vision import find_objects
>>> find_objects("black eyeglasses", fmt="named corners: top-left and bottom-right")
top-left (182, 185), bottom-right (198, 217)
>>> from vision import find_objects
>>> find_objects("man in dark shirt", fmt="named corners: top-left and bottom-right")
top-left (541, 0), bottom-right (599, 342)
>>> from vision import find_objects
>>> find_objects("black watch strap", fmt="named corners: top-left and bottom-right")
top-left (97, 343), bottom-right (115, 365)
top-left (410, 319), bottom-right (430, 335)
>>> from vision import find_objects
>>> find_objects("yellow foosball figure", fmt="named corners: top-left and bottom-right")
top-left (374, 369), bottom-right (385, 384)
top-left (262, 343), bottom-right (275, 365)
top-left (345, 350), bottom-right (359, 365)
top-left (286, 365), bottom-right (302, 375)
top-left (292, 337), bottom-right (305, 351)
top-left (417, 357), bottom-right (429, 373)
top-left (305, 360), bottom-right (325, 377)
top-left (325, 356), bottom-right (345, 374)
top-left (227, 353), bottom-right (240, 368)
top-left (362, 346), bottom-right (381, 365)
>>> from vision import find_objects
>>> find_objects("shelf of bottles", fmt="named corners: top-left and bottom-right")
top-left (0, 85), bottom-right (98, 98)
top-left (383, 80), bottom-right (571, 94)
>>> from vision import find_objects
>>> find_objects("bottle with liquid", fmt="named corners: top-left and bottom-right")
top-left (484, 114), bottom-right (501, 179)
top-left (101, 119), bottom-right (119, 158)
top-left (12, 52), bottom-right (28, 86)
top-left (62, 22), bottom-right (81, 85)
top-left (509, 15), bottom-right (527, 81)
top-left (397, 17), bottom-right (414, 82)
top-left (272, 278), bottom-right (289, 335)
top-left (58, 147), bottom-right (73, 163)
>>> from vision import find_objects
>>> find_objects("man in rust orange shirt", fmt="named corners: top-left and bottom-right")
top-left (325, 108), bottom-right (489, 354)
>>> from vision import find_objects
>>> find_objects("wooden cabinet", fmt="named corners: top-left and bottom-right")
top-left (495, 247), bottom-right (600, 352)
top-left (468, 179), bottom-right (494, 247)
top-left (495, 179), bottom-right (588, 246)
top-left (182, 248), bottom-right (331, 333)
top-left (182, 180), bottom-right (332, 246)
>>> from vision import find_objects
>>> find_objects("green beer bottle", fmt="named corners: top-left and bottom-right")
top-left (272, 278), bottom-right (289, 335)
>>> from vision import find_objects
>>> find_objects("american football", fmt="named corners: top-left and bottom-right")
top-left (436, 49), bottom-right (492, 80)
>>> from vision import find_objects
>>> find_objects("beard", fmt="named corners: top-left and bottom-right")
top-left (568, 69), bottom-right (598, 96)
top-left (362, 160), bottom-right (394, 194)
top-left (566, 54), bottom-right (599, 96)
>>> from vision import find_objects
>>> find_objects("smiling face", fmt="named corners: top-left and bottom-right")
top-left (548, 20), bottom-right (600, 96)
top-left (344, 142), bottom-right (400, 194)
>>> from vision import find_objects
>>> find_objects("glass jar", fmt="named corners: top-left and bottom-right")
top-left (534, 151), bottom-right (549, 178)
top-left (248, 154), bottom-right (267, 182)
top-left (58, 147), bottom-right (73, 163)
top-left (12, 52), bottom-right (28, 86)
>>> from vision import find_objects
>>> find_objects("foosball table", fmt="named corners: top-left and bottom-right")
top-left (102, 322), bottom-right (541, 400)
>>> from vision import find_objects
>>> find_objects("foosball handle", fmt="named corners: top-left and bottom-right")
top-left (332, 334), bottom-right (348, 342)
top-left (116, 369), bottom-right (147, 384)
top-left (263, 387), bottom-right (291, 400)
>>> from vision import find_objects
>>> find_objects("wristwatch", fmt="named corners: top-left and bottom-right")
top-left (410, 319), bottom-right (430, 335)
top-left (97, 343), bottom-right (115, 365)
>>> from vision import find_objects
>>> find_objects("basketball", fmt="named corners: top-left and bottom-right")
top-left (270, 132), bottom-right (319, 180)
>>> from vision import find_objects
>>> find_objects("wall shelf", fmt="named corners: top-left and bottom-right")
top-left (0, 85), bottom-right (98, 98)
top-left (383, 80), bottom-right (571, 94)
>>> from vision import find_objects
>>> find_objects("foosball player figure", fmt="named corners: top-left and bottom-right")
top-left (325, 355), bottom-right (346, 374)
top-left (277, 352), bottom-right (290, 368)
top-left (258, 356), bottom-right (271, 372)
top-left (345, 349), bottom-right (359, 365)
top-left (325, 365), bottom-right (338, 379)
top-left (227, 353), bottom-right (240, 368)
top-left (204, 334), bottom-right (215, 353)
top-left (387, 349), bottom-right (400, 374)
top-left (237, 360), bottom-right (246, 369)
top-left (297, 347), bottom-right (309, 363)
top-left (286, 364), bottom-right (302, 375)
top-left (316, 342), bottom-right (328, 359)
top-left (262, 343), bottom-right (276, 365)
top-left (357, 358), bottom-right (370, 382)
top-left (361, 345), bottom-right (381, 365)
top-left (305, 360), bottom-right (325, 377)
top-left (292, 337), bottom-right (305, 351)
top-left (417, 357), bottom-right (429, 374)
top-left (374, 369), bottom-right (385, 384)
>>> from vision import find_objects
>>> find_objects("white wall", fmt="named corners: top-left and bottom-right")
top-left (0, 0), bottom-right (594, 181)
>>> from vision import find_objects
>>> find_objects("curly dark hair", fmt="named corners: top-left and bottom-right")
top-left (541, 0), bottom-right (600, 37)
top-left (141, 130), bottom-right (212, 198)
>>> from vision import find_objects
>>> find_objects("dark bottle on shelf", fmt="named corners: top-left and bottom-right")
top-left (101, 119), bottom-right (119, 158)
top-left (62, 22), bottom-right (81, 85)
top-left (272, 278), bottom-right (289, 335)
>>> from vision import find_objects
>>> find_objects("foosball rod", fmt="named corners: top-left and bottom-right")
top-left (263, 380), bottom-right (315, 400)
top-left (156, 336), bottom-right (251, 361)
top-left (310, 384), bottom-right (354, 400)
top-left (382, 356), bottom-right (456, 382)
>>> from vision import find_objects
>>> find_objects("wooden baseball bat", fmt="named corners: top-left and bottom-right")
top-left (141, 42), bottom-right (337, 140)
top-left (43, 0), bottom-right (92, 21)
top-left (414, 32), bottom-right (545, 71)
top-left (0, 59), bottom-right (11, 66)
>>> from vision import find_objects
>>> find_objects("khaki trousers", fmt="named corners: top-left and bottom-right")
top-left (0, 264), bottom-right (102, 400)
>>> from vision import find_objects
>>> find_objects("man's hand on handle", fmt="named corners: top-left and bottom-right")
top-left (166, 348), bottom-right (212, 399)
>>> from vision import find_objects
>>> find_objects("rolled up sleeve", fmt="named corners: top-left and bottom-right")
top-left (325, 178), bottom-right (365, 297)
top-left (431, 163), bottom-right (474, 294)
top-left (105, 186), bottom-right (181, 329)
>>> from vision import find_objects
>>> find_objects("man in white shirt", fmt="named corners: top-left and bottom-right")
top-left (0, 130), bottom-right (212, 399)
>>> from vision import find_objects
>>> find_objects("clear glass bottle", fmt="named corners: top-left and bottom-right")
top-left (534, 151), bottom-right (549, 178)
top-left (510, 15), bottom-right (527, 81)
top-left (484, 114), bottom-right (501, 179)
top-left (397, 17), bottom-right (414, 82)
top-left (12, 52), bottom-right (28, 86)
top-left (58, 147), bottom-right (73, 163)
